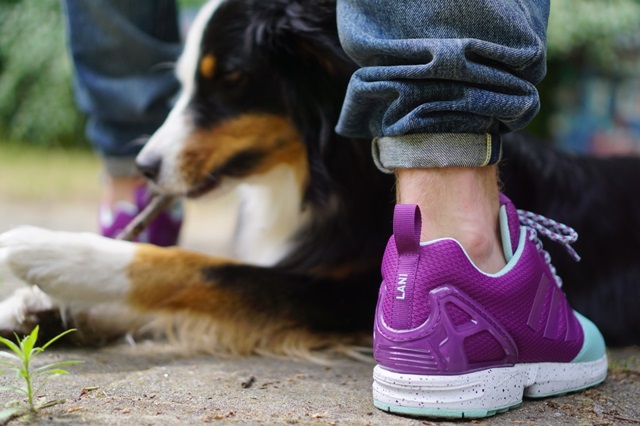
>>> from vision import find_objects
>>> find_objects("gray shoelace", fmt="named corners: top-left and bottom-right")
top-left (518, 209), bottom-right (581, 287)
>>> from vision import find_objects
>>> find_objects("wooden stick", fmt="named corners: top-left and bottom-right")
top-left (116, 194), bottom-right (176, 241)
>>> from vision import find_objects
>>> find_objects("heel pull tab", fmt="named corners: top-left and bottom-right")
top-left (393, 204), bottom-right (421, 255)
top-left (391, 204), bottom-right (422, 329)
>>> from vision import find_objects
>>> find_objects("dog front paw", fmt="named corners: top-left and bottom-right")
top-left (0, 227), bottom-right (135, 304)
top-left (0, 286), bottom-right (55, 336)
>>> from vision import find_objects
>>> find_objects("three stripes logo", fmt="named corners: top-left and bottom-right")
top-left (527, 274), bottom-right (580, 341)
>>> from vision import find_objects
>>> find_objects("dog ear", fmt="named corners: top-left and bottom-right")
top-left (246, 0), bottom-right (354, 78)
top-left (245, 0), bottom-right (359, 206)
top-left (281, 1), bottom-right (353, 75)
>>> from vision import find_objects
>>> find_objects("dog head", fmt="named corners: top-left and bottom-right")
top-left (137, 0), bottom-right (354, 200)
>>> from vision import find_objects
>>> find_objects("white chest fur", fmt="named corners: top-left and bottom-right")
top-left (234, 165), bottom-right (310, 266)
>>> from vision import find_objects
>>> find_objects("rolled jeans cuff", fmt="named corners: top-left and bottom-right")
top-left (372, 133), bottom-right (502, 173)
top-left (102, 156), bottom-right (139, 177)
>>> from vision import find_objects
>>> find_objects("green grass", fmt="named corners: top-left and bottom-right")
top-left (0, 143), bottom-right (100, 202)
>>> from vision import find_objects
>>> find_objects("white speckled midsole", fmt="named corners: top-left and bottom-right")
top-left (373, 355), bottom-right (608, 414)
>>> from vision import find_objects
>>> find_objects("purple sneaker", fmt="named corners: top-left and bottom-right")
top-left (373, 194), bottom-right (607, 418)
top-left (99, 186), bottom-right (183, 247)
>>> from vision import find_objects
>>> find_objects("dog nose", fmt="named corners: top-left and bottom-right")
top-left (136, 157), bottom-right (162, 182)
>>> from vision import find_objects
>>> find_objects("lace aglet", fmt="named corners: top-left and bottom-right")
top-left (565, 245), bottom-right (581, 262)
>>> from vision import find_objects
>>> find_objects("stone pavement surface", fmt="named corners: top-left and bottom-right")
top-left (0, 196), bottom-right (639, 425)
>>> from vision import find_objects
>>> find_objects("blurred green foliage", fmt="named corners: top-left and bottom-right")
top-left (547, 0), bottom-right (640, 72)
top-left (0, 0), bottom-right (86, 148)
top-left (179, 0), bottom-right (208, 8)
top-left (0, 0), bottom-right (206, 149)
top-left (0, 0), bottom-right (637, 147)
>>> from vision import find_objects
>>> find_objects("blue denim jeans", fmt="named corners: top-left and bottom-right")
top-left (336, 0), bottom-right (550, 171)
top-left (62, 0), bottom-right (181, 176)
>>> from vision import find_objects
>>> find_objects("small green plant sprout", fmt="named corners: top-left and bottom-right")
top-left (0, 326), bottom-right (81, 423)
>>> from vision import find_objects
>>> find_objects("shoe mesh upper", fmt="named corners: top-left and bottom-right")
top-left (375, 197), bottom-right (589, 374)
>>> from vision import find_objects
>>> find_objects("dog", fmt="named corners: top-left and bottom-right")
top-left (0, 0), bottom-right (638, 356)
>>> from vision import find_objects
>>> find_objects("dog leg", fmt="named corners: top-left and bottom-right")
top-left (0, 226), bottom-right (135, 305)
top-left (0, 226), bottom-right (375, 355)
top-left (0, 286), bottom-right (54, 334)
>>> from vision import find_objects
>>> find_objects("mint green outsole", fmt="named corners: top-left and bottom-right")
top-left (372, 400), bottom-right (523, 419)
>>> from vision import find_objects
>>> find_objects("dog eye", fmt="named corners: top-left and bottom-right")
top-left (222, 71), bottom-right (243, 83)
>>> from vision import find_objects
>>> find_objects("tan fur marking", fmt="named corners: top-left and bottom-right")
top-left (127, 244), bottom-right (240, 312)
top-left (200, 54), bottom-right (216, 78)
top-left (125, 245), bottom-right (371, 359)
top-left (162, 312), bottom-right (373, 360)
top-left (179, 114), bottom-right (309, 192)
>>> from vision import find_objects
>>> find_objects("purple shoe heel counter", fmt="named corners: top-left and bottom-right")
top-left (374, 285), bottom-right (518, 375)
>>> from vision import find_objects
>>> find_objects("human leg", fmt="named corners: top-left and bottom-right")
top-left (396, 166), bottom-right (504, 272)
top-left (336, 0), bottom-right (549, 272)
top-left (336, 0), bottom-right (607, 418)
top-left (62, 0), bottom-right (182, 244)
top-left (62, 0), bottom-right (181, 169)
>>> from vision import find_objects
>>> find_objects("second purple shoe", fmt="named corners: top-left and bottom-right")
top-left (372, 194), bottom-right (607, 418)
top-left (99, 186), bottom-right (183, 247)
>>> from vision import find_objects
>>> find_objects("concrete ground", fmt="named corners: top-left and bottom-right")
top-left (0, 157), bottom-right (639, 425)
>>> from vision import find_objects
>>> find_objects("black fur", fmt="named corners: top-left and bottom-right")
top-left (203, 264), bottom-right (379, 332)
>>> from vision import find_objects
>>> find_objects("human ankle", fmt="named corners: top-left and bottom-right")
top-left (103, 175), bottom-right (145, 207)
top-left (396, 166), bottom-right (506, 273)
top-left (455, 226), bottom-right (506, 273)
